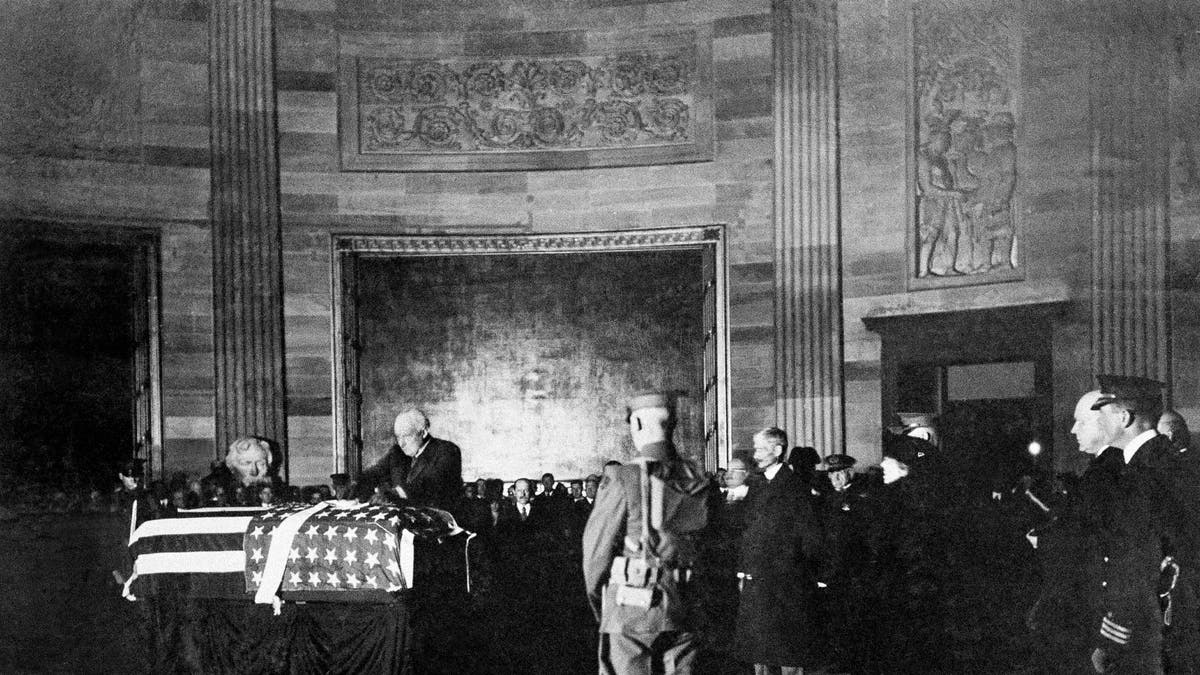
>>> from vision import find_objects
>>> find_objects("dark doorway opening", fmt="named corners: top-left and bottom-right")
top-left (896, 359), bottom-right (1048, 494)
top-left (868, 304), bottom-right (1063, 493)
top-left (0, 224), bottom-right (158, 498)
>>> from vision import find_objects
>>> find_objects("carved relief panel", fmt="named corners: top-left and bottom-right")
top-left (909, 0), bottom-right (1022, 287)
top-left (338, 27), bottom-right (712, 171)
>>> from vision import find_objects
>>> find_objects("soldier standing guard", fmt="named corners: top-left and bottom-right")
top-left (582, 392), bottom-right (712, 675)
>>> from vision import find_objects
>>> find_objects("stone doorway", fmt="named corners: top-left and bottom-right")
top-left (868, 303), bottom-right (1063, 481)
top-left (0, 221), bottom-right (160, 490)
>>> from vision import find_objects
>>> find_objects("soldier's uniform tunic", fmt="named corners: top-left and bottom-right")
top-left (581, 441), bottom-right (710, 675)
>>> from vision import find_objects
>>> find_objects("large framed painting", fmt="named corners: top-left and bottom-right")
top-left (330, 227), bottom-right (730, 480)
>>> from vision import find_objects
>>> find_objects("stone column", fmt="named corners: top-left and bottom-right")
top-left (772, 0), bottom-right (845, 453)
top-left (209, 0), bottom-right (287, 467)
top-left (1089, 5), bottom-right (1171, 384)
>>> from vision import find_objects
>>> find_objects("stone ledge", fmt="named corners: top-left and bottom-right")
top-left (852, 277), bottom-right (1074, 327)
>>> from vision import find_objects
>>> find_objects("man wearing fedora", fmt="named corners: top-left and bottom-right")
top-left (890, 411), bottom-right (939, 448)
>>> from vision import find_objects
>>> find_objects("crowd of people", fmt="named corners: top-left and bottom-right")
top-left (13, 375), bottom-right (1200, 674)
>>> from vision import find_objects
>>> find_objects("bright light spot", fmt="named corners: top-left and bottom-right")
top-left (1027, 440), bottom-right (1043, 457)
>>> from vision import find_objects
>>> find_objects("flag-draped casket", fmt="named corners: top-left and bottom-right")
top-left (126, 502), bottom-right (469, 603)
top-left (125, 502), bottom-right (472, 674)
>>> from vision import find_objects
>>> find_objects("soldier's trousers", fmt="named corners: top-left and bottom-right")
top-left (598, 630), bottom-right (698, 675)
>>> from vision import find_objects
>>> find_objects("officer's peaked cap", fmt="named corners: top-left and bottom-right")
top-left (1090, 375), bottom-right (1165, 412)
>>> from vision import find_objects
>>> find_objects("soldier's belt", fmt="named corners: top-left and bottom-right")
top-left (609, 556), bottom-right (692, 586)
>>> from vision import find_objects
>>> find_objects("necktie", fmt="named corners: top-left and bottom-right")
top-left (521, 505), bottom-right (529, 520)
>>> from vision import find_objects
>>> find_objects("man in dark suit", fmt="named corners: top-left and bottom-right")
top-left (359, 408), bottom-right (463, 516)
top-left (499, 478), bottom-right (548, 535)
top-left (1158, 409), bottom-right (1200, 674)
top-left (1081, 376), bottom-right (1182, 674)
top-left (734, 427), bottom-right (821, 675)
top-left (1159, 410), bottom-right (1192, 456)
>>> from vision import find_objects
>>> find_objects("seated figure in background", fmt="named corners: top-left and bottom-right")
top-left (203, 436), bottom-right (280, 505)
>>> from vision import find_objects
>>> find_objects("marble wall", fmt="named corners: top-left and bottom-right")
top-left (2, 0), bottom-right (1198, 482)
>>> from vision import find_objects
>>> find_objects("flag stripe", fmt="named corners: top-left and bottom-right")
top-left (135, 550), bottom-right (246, 574)
top-left (134, 532), bottom-right (244, 554)
top-left (130, 516), bottom-right (254, 544)
top-left (177, 506), bottom-right (268, 514)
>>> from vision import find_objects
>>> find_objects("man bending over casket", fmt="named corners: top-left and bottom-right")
top-left (359, 409), bottom-right (464, 516)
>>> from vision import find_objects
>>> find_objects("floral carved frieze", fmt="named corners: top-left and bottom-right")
top-left (910, 0), bottom-right (1022, 286)
top-left (335, 226), bottom-right (722, 255)
top-left (338, 27), bottom-right (712, 171)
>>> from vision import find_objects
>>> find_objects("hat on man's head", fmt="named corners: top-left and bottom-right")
top-left (119, 458), bottom-right (145, 478)
top-left (1090, 375), bottom-right (1165, 414)
top-left (883, 434), bottom-right (935, 467)
top-left (823, 454), bottom-right (857, 472)
top-left (888, 411), bottom-right (935, 436)
top-left (790, 446), bottom-right (820, 467)
top-left (330, 473), bottom-right (351, 488)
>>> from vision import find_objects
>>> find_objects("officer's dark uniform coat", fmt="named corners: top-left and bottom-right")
top-left (1083, 439), bottom-right (1176, 669)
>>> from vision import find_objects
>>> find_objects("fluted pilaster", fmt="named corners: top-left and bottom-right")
top-left (1089, 5), bottom-right (1170, 384)
top-left (209, 0), bottom-right (287, 466)
top-left (773, 0), bottom-right (845, 454)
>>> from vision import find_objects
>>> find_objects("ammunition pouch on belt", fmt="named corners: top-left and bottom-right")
top-left (609, 556), bottom-right (692, 608)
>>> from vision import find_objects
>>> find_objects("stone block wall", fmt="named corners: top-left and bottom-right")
top-left (3, 0), bottom-right (1199, 483)
top-left (839, 0), bottom-right (1200, 471)
top-left (273, 0), bottom-right (776, 485)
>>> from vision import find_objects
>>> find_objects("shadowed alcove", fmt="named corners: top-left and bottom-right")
top-left (333, 227), bottom-right (729, 480)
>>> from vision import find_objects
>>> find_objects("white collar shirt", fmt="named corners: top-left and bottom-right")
top-left (1123, 429), bottom-right (1159, 464)
top-left (764, 462), bottom-right (784, 481)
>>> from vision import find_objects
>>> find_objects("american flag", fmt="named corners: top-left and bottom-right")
top-left (125, 502), bottom-right (462, 602)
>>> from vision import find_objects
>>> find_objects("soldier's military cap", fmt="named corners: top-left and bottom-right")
top-left (1090, 375), bottom-right (1165, 413)
top-left (823, 454), bottom-right (857, 472)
